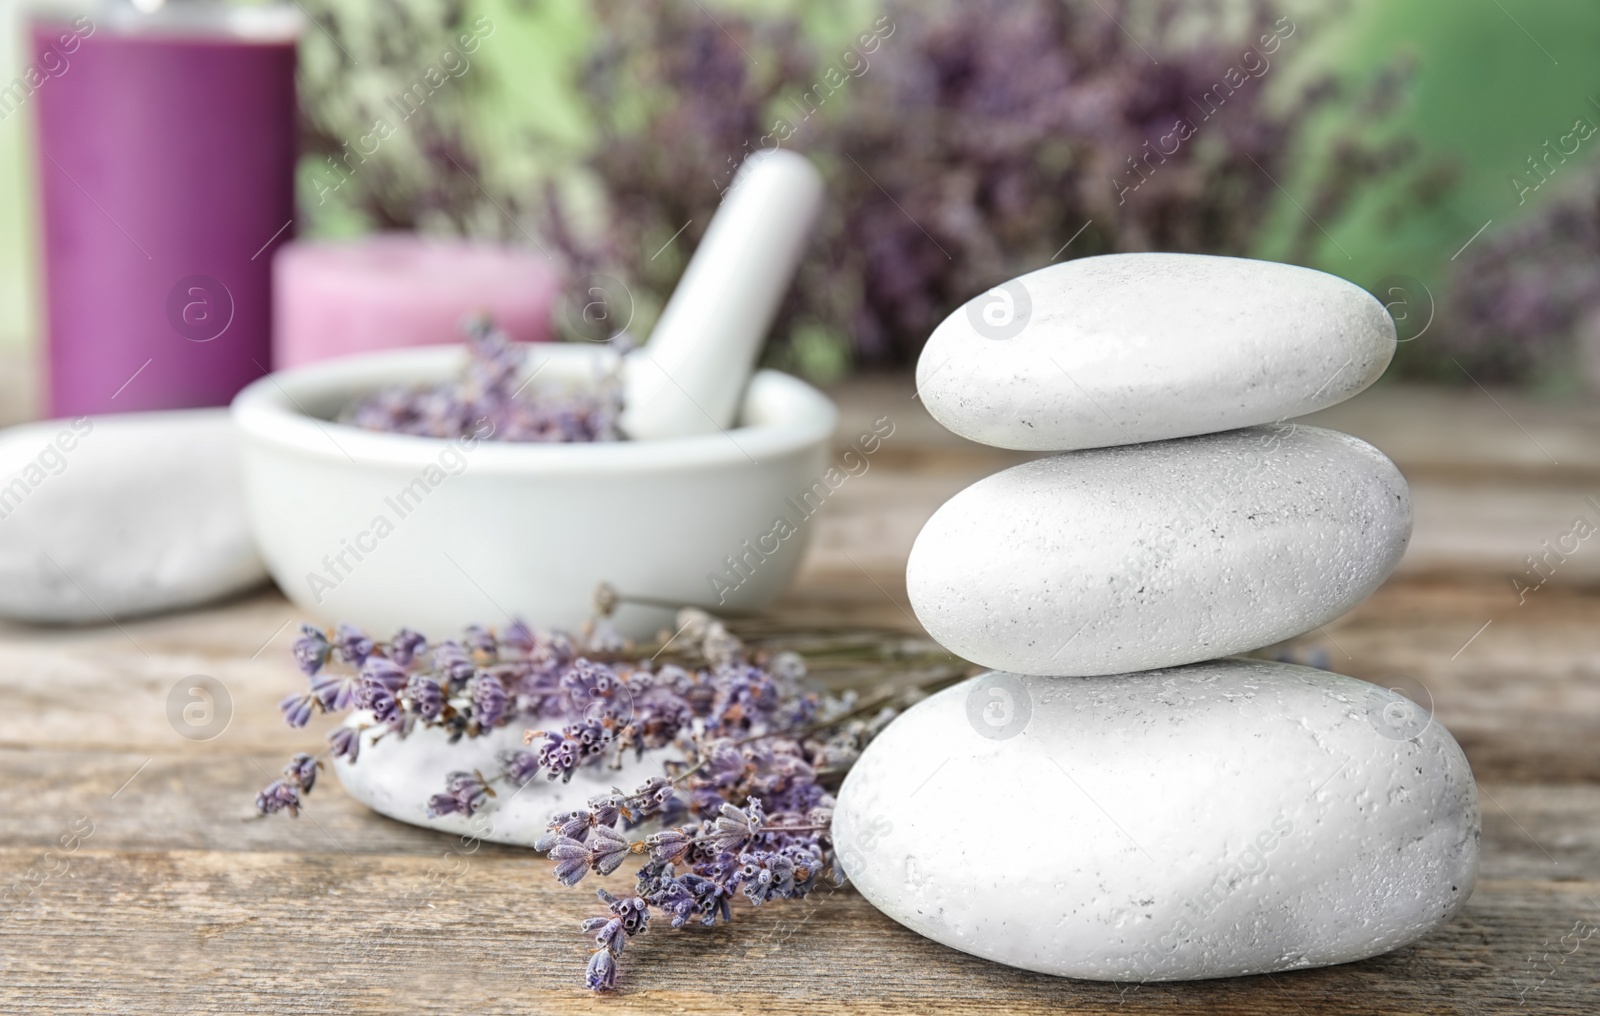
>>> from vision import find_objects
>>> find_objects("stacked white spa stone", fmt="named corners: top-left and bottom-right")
top-left (832, 254), bottom-right (1480, 982)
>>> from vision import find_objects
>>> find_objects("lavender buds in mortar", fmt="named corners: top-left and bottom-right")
top-left (341, 316), bottom-right (628, 442)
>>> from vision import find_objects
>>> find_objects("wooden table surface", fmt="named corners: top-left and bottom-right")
top-left (2, 377), bottom-right (1597, 1014)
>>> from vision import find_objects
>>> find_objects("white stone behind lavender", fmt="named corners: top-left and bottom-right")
top-left (916, 253), bottom-right (1395, 452)
top-left (833, 659), bottom-right (1480, 982)
top-left (906, 424), bottom-right (1411, 676)
top-left (0, 410), bottom-right (267, 623)
top-left (331, 715), bottom-right (673, 847)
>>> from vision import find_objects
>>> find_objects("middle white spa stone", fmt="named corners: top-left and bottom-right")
top-left (831, 660), bottom-right (1480, 982)
top-left (905, 424), bottom-right (1411, 676)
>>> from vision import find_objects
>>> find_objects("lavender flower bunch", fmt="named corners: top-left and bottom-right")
top-left (1433, 184), bottom-right (1600, 386)
top-left (341, 316), bottom-right (627, 442)
top-left (547, 0), bottom-right (1433, 373)
top-left (256, 606), bottom-right (895, 992)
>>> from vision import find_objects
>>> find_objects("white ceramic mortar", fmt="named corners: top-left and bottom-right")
top-left (231, 343), bottom-right (836, 637)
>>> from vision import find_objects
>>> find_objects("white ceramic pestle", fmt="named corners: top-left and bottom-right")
top-left (619, 150), bottom-right (825, 441)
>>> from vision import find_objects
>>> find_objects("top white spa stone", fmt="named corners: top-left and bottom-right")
top-left (916, 253), bottom-right (1395, 451)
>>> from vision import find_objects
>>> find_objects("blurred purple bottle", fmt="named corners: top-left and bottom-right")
top-left (31, 0), bottom-right (300, 416)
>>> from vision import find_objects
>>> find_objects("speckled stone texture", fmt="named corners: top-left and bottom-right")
top-left (332, 715), bottom-right (674, 847)
top-left (832, 660), bottom-right (1481, 982)
top-left (906, 424), bottom-right (1411, 676)
top-left (916, 253), bottom-right (1395, 452)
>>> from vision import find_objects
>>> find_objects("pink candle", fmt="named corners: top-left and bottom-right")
top-left (272, 235), bottom-right (561, 367)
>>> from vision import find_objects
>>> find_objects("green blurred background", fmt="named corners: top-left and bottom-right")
top-left (3, 0), bottom-right (1598, 389)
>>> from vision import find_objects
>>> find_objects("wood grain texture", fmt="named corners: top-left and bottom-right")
top-left (2, 382), bottom-right (1599, 1013)
top-left (2, 848), bottom-right (1596, 1015)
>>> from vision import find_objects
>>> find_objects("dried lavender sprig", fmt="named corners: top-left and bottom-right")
top-left (256, 607), bottom-right (894, 992)
top-left (254, 752), bottom-right (320, 818)
top-left (523, 720), bottom-right (852, 992)
top-left (257, 609), bottom-right (861, 815)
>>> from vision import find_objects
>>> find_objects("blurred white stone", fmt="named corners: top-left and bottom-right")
top-left (0, 409), bottom-right (266, 623)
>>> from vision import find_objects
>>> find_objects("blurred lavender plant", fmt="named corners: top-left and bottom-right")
top-left (341, 317), bottom-right (626, 441)
top-left (1438, 186), bottom-right (1600, 385)
top-left (256, 603), bottom-right (900, 992)
top-left (295, 0), bottom-right (511, 235)
top-left (544, 0), bottom-right (1430, 370)
top-left (295, 0), bottom-right (1433, 374)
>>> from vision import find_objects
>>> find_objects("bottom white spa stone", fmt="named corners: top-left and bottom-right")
top-left (832, 659), bottom-right (1480, 981)
top-left (332, 716), bottom-right (671, 847)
